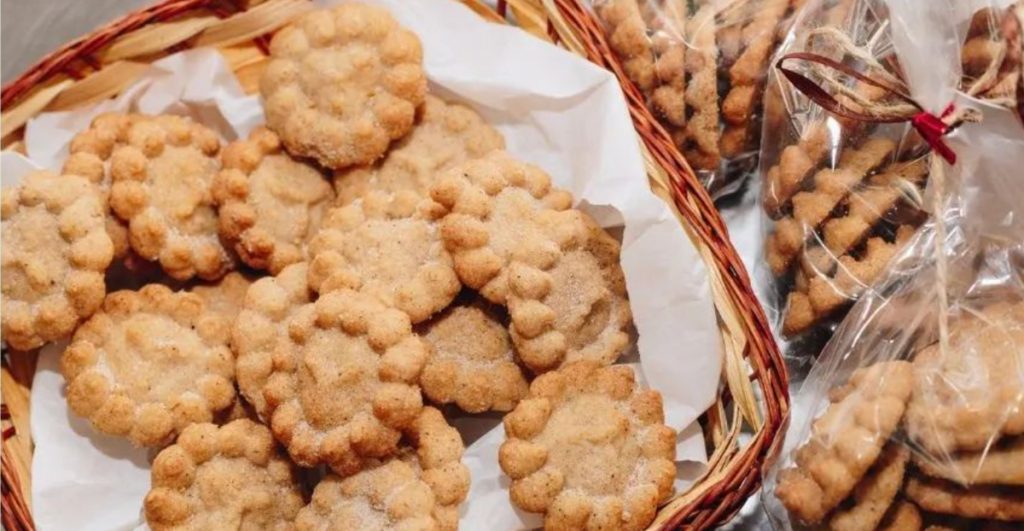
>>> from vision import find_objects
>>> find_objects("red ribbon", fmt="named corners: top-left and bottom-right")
top-left (777, 52), bottom-right (958, 164)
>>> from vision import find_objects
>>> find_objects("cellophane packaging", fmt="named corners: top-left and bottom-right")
top-left (591, 0), bottom-right (808, 197)
top-left (761, 0), bottom-right (1024, 529)
top-left (759, 0), bottom-right (1022, 356)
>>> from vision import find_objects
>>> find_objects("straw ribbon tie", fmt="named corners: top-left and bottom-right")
top-left (777, 52), bottom-right (959, 164)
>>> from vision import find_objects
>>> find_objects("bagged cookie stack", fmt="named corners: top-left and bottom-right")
top-left (760, 0), bottom-right (1024, 345)
top-left (1, 4), bottom-right (682, 530)
top-left (593, 0), bottom-right (804, 196)
top-left (764, 0), bottom-right (1024, 528)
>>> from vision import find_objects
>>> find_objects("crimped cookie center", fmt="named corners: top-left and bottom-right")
top-left (298, 329), bottom-right (380, 428)
top-left (148, 145), bottom-right (218, 226)
top-left (249, 155), bottom-right (326, 245)
top-left (302, 45), bottom-right (384, 117)
top-left (424, 305), bottom-right (511, 367)
top-left (487, 188), bottom-right (552, 259)
top-left (1, 206), bottom-right (66, 301)
top-left (548, 249), bottom-right (612, 350)
top-left (343, 218), bottom-right (435, 295)
top-left (104, 313), bottom-right (208, 402)
top-left (539, 394), bottom-right (640, 495)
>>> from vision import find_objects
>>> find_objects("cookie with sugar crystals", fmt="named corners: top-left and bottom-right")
top-left (308, 190), bottom-right (460, 324)
top-left (827, 444), bottom-right (910, 531)
top-left (260, 3), bottom-right (427, 169)
top-left (296, 407), bottom-right (470, 531)
top-left (334, 94), bottom-right (505, 205)
top-left (233, 263), bottom-right (314, 421)
top-left (774, 360), bottom-right (914, 525)
top-left (905, 475), bottom-right (1024, 522)
top-left (419, 296), bottom-right (529, 413)
top-left (2, 171), bottom-right (113, 351)
top-left (430, 150), bottom-right (576, 305)
top-left (877, 500), bottom-right (922, 531)
top-left (507, 210), bottom-right (631, 373)
top-left (62, 112), bottom-right (133, 259)
top-left (499, 362), bottom-right (676, 531)
top-left (906, 301), bottom-right (1024, 456)
top-left (60, 284), bottom-right (235, 447)
top-left (262, 288), bottom-right (428, 475)
top-left (144, 419), bottom-right (305, 530)
top-left (913, 437), bottom-right (1024, 486)
top-left (105, 113), bottom-right (234, 281)
top-left (189, 271), bottom-right (254, 323)
top-left (212, 127), bottom-right (334, 274)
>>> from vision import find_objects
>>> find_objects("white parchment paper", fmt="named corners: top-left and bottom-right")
top-left (11, 1), bottom-right (723, 529)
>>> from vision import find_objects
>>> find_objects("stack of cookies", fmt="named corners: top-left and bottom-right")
top-left (1, 3), bottom-right (680, 530)
top-left (594, 0), bottom-right (810, 195)
top-left (774, 301), bottom-right (1024, 530)
top-left (764, 1), bottom-right (1024, 342)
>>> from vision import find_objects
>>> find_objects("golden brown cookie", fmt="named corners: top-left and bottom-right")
top-left (260, 3), bottom-right (427, 169)
top-left (233, 262), bottom-right (314, 421)
top-left (334, 94), bottom-right (505, 205)
top-left (507, 211), bottom-right (632, 373)
top-left (429, 150), bottom-right (576, 305)
top-left (189, 271), bottom-right (254, 323)
top-left (499, 362), bottom-right (676, 531)
top-left (419, 296), bottom-right (528, 413)
top-left (775, 361), bottom-right (914, 525)
top-left (905, 475), bottom-right (1024, 522)
top-left (828, 444), bottom-right (910, 531)
top-left (905, 301), bottom-right (1024, 456)
top-left (105, 114), bottom-right (234, 281)
top-left (308, 190), bottom-right (460, 324)
top-left (144, 419), bottom-right (305, 530)
top-left (60, 284), bottom-right (235, 447)
top-left (296, 407), bottom-right (470, 531)
top-left (680, 4), bottom-right (721, 173)
top-left (263, 288), bottom-right (428, 475)
top-left (2, 171), bottom-right (113, 351)
top-left (877, 500), bottom-right (923, 531)
top-left (913, 437), bottom-right (1024, 486)
top-left (62, 112), bottom-right (133, 259)
top-left (212, 127), bottom-right (334, 274)
top-left (595, 0), bottom-right (657, 93)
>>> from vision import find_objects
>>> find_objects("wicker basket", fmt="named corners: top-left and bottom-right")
top-left (0, 0), bottom-right (789, 529)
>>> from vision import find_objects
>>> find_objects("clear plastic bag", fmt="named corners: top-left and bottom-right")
top-left (761, 1), bottom-right (1024, 529)
top-left (592, 0), bottom-right (801, 198)
top-left (758, 0), bottom-right (1023, 352)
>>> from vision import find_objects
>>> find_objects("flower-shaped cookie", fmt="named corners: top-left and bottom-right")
top-left (63, 112), bottom-right (133, 259)
top-left (507, 211), bottom-right (632, 373)
top-left (296, 407), bottom-right (470, 531)
top-left (60, 284), bottom-right (236, 447)
top-left (419, 296), bottom-right (529, 413)
top-left (334, 94), bottom-right (505, 205)
top-left (212, 127), bottom-right (334, 274)
top-left (233, 262), bottom-right (314, 421)
top-left (105, 114), bottom-right (234, 281)
top-left (263, 288), bottom-right (428, 475)
top-left (260, 3), bottom-right (427, 169)
top-left (906, 301), bottom-right (1024, 456)
top-left (429, 150), bottom-right (575, 305)
top-left (144, 419), bottom-right (305, 530)
top-left (308, 190), bottom-right (460, 323)
top-left (189, 271), bottom-right (254, 323)
top-left (499, 362), bottom-right (676, 531)
top-left (2, 171), bottom-right (113, 350)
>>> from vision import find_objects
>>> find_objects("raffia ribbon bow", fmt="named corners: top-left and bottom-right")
top-left (776, 52), bottom-right (971, 164)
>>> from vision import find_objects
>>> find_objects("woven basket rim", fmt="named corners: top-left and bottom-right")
top-left (0, 1), bottom-right (790, 530)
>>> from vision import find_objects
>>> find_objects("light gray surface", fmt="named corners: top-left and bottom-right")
top-left (2, 0), bottom-right (150, 83)
top-left (0, 1), bottom-right (779, 529)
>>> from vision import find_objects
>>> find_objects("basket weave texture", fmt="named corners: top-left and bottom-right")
top-left (0, 1), bottom-right (789, 529)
